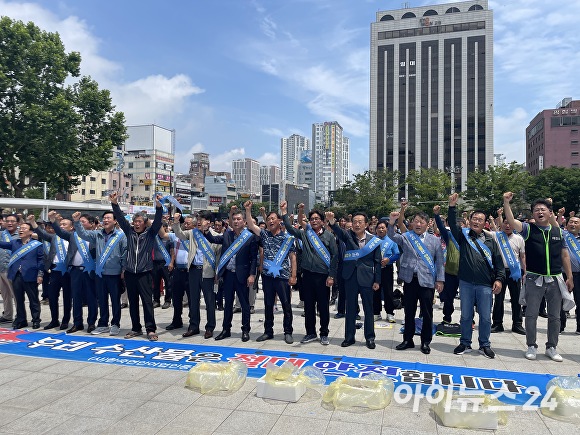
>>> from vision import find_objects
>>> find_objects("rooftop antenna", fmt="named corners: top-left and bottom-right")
top-left (402, 2), bottom-right (410, 8)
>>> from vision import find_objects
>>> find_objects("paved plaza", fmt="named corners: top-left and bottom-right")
top-left (0, 288), bottom-right (579, 434)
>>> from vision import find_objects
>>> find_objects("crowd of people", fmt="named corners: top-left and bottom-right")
top-left (0, 191), bottom-right (578, 362)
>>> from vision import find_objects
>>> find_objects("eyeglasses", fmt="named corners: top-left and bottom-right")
top-left (470, 217), bottom-right (485, 223)
top-left (309, 217), bottom-right (321, 221)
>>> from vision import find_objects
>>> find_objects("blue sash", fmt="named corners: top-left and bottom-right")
top-left (217, 229), bottom-right (253, 273)
top-left (564, 231), bottom-right (580, 267)
top-left (344, 235), bottom-right (381, 261)
top-left (43, 241), bottom-right (51, 256)
top-left (155, 236), bottom-right (171, 266)
top-left (1, 230), bottom-right (11, 244)
top-left (53, 235), bottom-right (68, 274)
top-left (496, 231), bottom-right (521, 281)
top-left (461, 228), bottom-right (493, 269)
top-left (441, 239), bottom-right (447, 264)
top-left (403, 232), bottom-right (436, 279)
top-left (192, 229), bottom-right (216, 269)
top-left (96, 230), bottom-right (123, 277)
top-left (156, 192), bottom-right (183, 212)
top-left (263, 232), bottom-right (295, 277)
top-left (73, 232), bottom-right (96, 273)
top-left (305, 225), bottom-right (331, 267)
top-left (448, 231), bottom-right (459, 250)
top-left (182, 239), bottom-right (190, 252)
top-left (8, 240), bottom-right (41, 268)
top-left (380, 235), bottom-right (396, 258)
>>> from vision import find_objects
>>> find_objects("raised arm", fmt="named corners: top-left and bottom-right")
top-left (72, 211), bottom-right (97, 243)
top-left (433, 205), bottom-right (449, 244)
top-left (149, 194), bottom-right (164, 236)
top-left (447, 193), bottom-right (461, 241)
top-left (110, 192), bottom-right (132, 235)
top-left (49, 211), bottom-right (72, 241)
top-left (326, 211), bottom-right (349, 244)
top-left (502, 192), bottom-right (523, 233)
top-left (280, 201), bottom-right (301, 238)
top-left (244, 201), bottom-right (261, 236)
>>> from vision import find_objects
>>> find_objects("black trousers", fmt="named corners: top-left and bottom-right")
top-left (188, 267), bottom-right (216, 332)
top-left (125, 271), bottom-right (156, 333)
top-left (302, 270), bottom-right (330, 336)
top-left (171, 267), bottom-right (189, 325)
top-left (13, 273), bottom-right (40, 326)
top-left (222, 270), bottom-right (251, 333)
top-left (492, 269), bottom-right (523, 327)
top-left (262, 275), bottom-right (293, 335)
top-left (345, 274), bottom-right (375, 341)
top-left (152, 261), bottom-right (172, 303)
top-left (440, 272), bottom-right (459, 323)
top-left (374, 265), bottom-right (394, 315)
top-left (48, 270), bottom-right (71, 325)
top-left (403, 276), bottom-right (434, 344)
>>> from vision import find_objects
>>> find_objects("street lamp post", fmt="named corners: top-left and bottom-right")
top-left (39, 182), bottom-right (47, 220)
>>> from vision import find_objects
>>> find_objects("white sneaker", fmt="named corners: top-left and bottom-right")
top-left (386, 314), bottom-right (395, 323)
top-left (109, 325), bottom-right (120, 336)
top-left (91, 326), bottom-right (110, 335)
top-left (525, 346), bottom-right (537, 360)
top-left (545, 347), bottom-right (563, 362)
top-left (373, 314), bottom-right (382, 321)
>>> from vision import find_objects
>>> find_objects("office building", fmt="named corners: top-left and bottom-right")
top-left (312, 121), bottom-right (349, 203)
top-left (232, 158), bottom-right (260, 197)
top-left (281, 134), bottom-right (310, 184)
top-left (526, 98), bottom-right (580, 175)
top-left (370, 1), bottom-right (493, 193)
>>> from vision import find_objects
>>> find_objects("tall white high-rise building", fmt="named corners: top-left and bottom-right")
top-left (312, 121), bottom-right (349, 203)
top-left (281, 134), bottom-right (310, 184)
top-left (232, 158), bottom-right (260, 197)
top-left (369, 1), bottom-right (493, 193)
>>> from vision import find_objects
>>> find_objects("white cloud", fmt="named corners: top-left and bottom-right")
top-left (211, 148), bottom-right (246, 172)
top-left (262, 127), bottom-right (285, 137)
top-left (494, 107), bottom-right (529, 164)
top-left (256, 152), bottom-right (280, 166)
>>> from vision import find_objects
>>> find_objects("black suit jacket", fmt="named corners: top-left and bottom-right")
top-left (331, 223), bottom-right (381, 287)
top-left (204, 228), bottom-right (258, 283)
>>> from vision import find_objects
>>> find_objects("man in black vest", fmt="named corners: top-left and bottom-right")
top-left (503, 192), bottom-right (574, 362)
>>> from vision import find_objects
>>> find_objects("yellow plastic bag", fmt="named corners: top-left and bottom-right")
top-left (541, 376), bottom-right (580, 423)
top-left (263, 361), bottom-right (326, 388)
top-left (432, 390), bottom-right (508, 430)
top-left (185, 361), bottom-right (247, 394)
top-left (321, 374), bottom-right (394, 411)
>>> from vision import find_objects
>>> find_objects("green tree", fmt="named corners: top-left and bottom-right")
top-left (464, 162), bottom-right (531, 216)
top-left (404, 168), bottom-right (452, 212)
top-left (0, 17), bottom-right (126, 197)
top-left (332, 170), bottom-right (399, 218)
top-left (526, 166), bottom-right (580, 215)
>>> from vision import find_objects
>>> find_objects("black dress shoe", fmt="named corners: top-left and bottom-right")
top-left (44, 321), bottom-right (60, 330)
top-left (67, 325), bottom-right (84, 333)
top-left (214, 330), bottom-right (231, 340)
top-left (512, 324), bottom-right (526, 335)
top-left (87, 325), bottom-right (96, 333)
top-left (165, 323), bottom-right (183, 331)
top-left (12, 322), bottom-right (28, 329)
top-left (341, 339), bottom-right (355, 347)
top-left (152, 301), bottom-right (161, 308)
top-left (421, 343), bottom-right (431, 354)
top-left (491, 325), bottom-right (504, 333)
top-left (256, 333), bottom-right (273, 342)
top-left (32, 322), bottom-right (40, 329)
top-left (216, 305), bottom-right (224, 311)
top-left (366, 338), bottom-right (376, 349)
top-left (241, 331), bottom-right (250, 342)
top-left (120, 303), bottom-right (128, 309)
top-left (396, 340), bottom-right (415, 350)
top-left (59, 323), bottom-right (69, 330)
top-left (182, 329), bottom-right (200, 337)
top-left (539, 311), bottom-right (548, 318)
top-left (204, 330), bottom-right (213, 339)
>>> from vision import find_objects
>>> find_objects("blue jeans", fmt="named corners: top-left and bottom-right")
top-left (459, 280), bottom-right (492, 348)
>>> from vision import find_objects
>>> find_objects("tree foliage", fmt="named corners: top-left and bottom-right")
top-left (404, 168), bottom-right (452, 212)
top-left (332, 170), bottom-right (399, 218)
top-left (463, 162), bottom-right (531, 215)
top-left (526, 166), bottom-right (580, 215)
top-left (0, 17), bottom-right (126, 197)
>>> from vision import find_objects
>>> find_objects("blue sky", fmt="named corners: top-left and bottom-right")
top-left (2, 0), bottom-right (580, 177)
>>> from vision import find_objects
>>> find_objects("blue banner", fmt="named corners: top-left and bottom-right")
top-left (53, 235), bottom-right (68, 274)
top-left (73, 232), bottom-right (96, 273)
top-left (155, 235), bottom-right (171, 266)
top-left (95, 230), bottom-right (124, 277)
top-left (217, 229), bottom-right (253, 273)
top-left (0, 328), bottom-right (561, 406)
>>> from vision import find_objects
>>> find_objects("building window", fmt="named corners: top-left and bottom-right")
top-left (90, 176), bottom-right (96, 182)
top-left (145, 161), bottom-right (150, 168)
top-left (89, 189), bottom-right (96, 194)
top-left (112, 180), bottom-right (117, 188)
top-left (572, 140), bottom-right (579, 145)
top-left (128, 162), bottom-right (133, 169)
top-left (144, 185), bottom-right (150, 191)
top-left (82, 176), bottom-right (86, 182)
top-left (81, 189), bottom-right (85, 195)
top-left (101, 179), bottom-right (106, 184)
